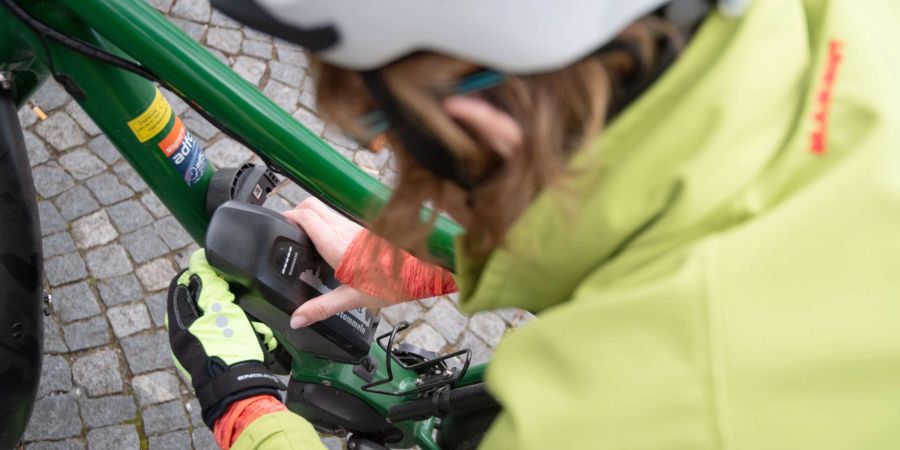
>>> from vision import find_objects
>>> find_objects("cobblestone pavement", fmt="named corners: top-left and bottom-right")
top-left (17, 1), bottom-right (533, 449)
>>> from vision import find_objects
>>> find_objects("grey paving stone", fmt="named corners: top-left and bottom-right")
top-left (107, 303), bottom-right (152, 338)
top-left (85, 244), bottom-right (133, 279)
top-left (45, 253), bottom-right (88, 286)
top-left (43, 231), bottom-right (77, 258)
top-left (268, 60), bottom-right (304, 87)
top-left (233, 55), bottom-right (267, 85)
top-left (23, 394), bottom-right (82, 441)
top-left (58, 149), bottom-right (106, 180)
top-left (322, 437), bottom-right (343, 450)
top-left (192, 427), bottom-right (217, 450)
top-left (468, 312), bottom-right (506, 347)
top-left (263, 79), bottom-right (299, 111)
top-left (24, 130), bottom-right (50, 167)
top-left (32, 163), bottom-right (76, 198)
top-left (107, 200), bottom-right (153, 234)
top-left (323, 124), bottom-right (359, 151)
top-left (79, 395), bottom-right (137, 428)
top-left (354, 149), bottom-right (389, 173)
top-left (140, 192), bottom-right (169, 218)
top-left (171, 0), bottom-right (210, 22)
top-left (299, 76), bottom-right (317, 109)
top-left (206, 26), bottom-right (242, 53)
top-left (145, 291), bottom-right (168, 327)
top-left (278, 182), bottom-right (310, 205)
top-left (185, 399), bottom-right (203, 428)
top-left (149, 430), bottom-right (191, 449)
top-left (181, 109), bottom-right (218, 140)
top-left (26, 438), bottom-right (86, 450)
top-left (32, 80), bottom-right (70, 111)
top-left (120, 330), bottom-right (173, 374)
top-left (242, 27), bottom-right (272, 42)
top-left (97, 273), bottom-right (143, 307)
top-left (38, 200), bottom-right (67, 236)
top-left (161, 89), bottom-right (189, 115)
top-left (457, 332), bottom-right (493, 366)
top-left (35, 112), bottom-right (86, 151)
top-left (292, 107), bottom-right (326, 135)
top-left (380, 302), bottom-right (424, 326)
top-left (86, 425), bottom-right (140, 450)
top-left (54, 185), bottom-right (101, 221)
top-left (243, 38), bottom-right (273, 58)
top-left (136, 258), bottom-right (177, 291)
top-left (85, 173), bottom-right (134, 206)
top-left (87, 135), bottom-right (121, 165)
top-left (275, 43), bottom-right (308, 67)
top-left (44, 316), bottom-right (69, 353)
top-left (425, 299), bottom-right (469, 343)
top-left (112, 161), bottom-right (149, 192)
top-left (63, 316), bottom-right (111, 352)
top-left (145, 0), bottom-right (173, 13)
top-left (122, 226), bottom-right (170, 264)
top-left (37, 354), bottom-right (73, 398)
top-left (153, 216), bottom-right (193, 250)
top-left (404, 323), bottom-right (447, 352)
top-left (71, 348), bottom-right (123, 396)
top-left (173, 242), bottom-right (199, 269)
top-left (19, 105), bottom-right (38, 128)
top-left (210, 9), bottom-right (239, 28)
top-left (54, 281), bottom-right (101, 323)
top-left (205, 137), bottom-right (253, 168)
top-left (263, 194), bottom-right (292, 213)
top-left (65, 102), bottom-right (102, 136)
top-left (132, 370), bottom-right (181, 406)
top-left (142, 400), bottom-right (188, 435)
top-left (169, 17), bottom-right (207, 43)
top-left (72, 211), bottom-right (118, 249)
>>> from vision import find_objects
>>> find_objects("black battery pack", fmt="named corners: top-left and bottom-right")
top-left (205, 201), bottom-right (376, 363)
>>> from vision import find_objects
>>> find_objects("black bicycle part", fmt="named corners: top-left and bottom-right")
top-left (436, 405), bottom-right (501, 450)
top-left (0, 74), bottom-right (44, 450)
top-left (346, 435), bottom-right (390, 450)
top-left (361, 322), bottom-right (471, 397)
top-left (388, 383), bottom-right (497, 423)
top-left (206, 201), bottom-right (378, 363)
top-left (205, 163), bottom-right (279, 216)
top-left (286, 380), bottom-right (403, 443)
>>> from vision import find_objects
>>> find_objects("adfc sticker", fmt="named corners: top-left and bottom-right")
top-left (158, 116), bottom-right (207, 186)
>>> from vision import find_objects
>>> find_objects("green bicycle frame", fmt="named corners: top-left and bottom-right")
top-left (0, 0), bottom-right (485, 448)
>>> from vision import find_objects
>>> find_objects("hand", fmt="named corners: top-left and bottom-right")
top-left (281, 197), bottom-right (363, 269)
top-left (166, 250), bottom-right (285, 428)
top-left (282, 198), bottom-right (395, 328)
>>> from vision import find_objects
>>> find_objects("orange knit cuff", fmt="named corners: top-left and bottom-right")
top-left (213, 395), bottom-right (287, 450)
top-left (335, 230), bottom-right (457, 300)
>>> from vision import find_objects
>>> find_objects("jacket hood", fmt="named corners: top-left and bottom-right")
top-left (454, 0), bottom-right (870, 315)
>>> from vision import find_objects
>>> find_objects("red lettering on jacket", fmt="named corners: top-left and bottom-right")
top-left (809, 40), bottom-right (844, 155)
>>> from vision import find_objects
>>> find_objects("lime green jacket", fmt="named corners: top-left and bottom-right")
top-left (235, 0), bottom-right (900, 448)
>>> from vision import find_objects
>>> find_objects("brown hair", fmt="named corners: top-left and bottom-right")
top-left (312, 17), bottom-right (683, 261)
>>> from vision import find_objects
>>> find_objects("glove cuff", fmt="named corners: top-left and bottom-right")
top-left (197, 362), bottom-right (286, 428)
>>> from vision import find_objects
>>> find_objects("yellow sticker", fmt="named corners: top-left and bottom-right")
top-left (127, 89), bottom-right (173, 143)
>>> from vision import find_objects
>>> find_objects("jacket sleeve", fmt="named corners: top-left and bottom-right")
top-left (230, 411), bottom-right (327, 450)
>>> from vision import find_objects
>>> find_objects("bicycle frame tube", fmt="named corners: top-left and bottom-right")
top-left (60, 0), bottom-right (462, 268)
top-left (0, 3), bottom-right (487, 446)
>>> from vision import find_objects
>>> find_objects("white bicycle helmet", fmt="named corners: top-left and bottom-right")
top-left (212, 0), bottom-right (751, 74)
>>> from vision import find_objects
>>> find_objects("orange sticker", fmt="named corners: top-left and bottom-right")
top-left (159, 116), bottom-right (186, 157)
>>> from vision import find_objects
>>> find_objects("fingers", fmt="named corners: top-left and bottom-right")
top-left (443, 95), bottom-right (523, 159)
top-left (282, 208), bottom-right (342, 267)
top-left (290, 285), bottom-right (390, 328)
